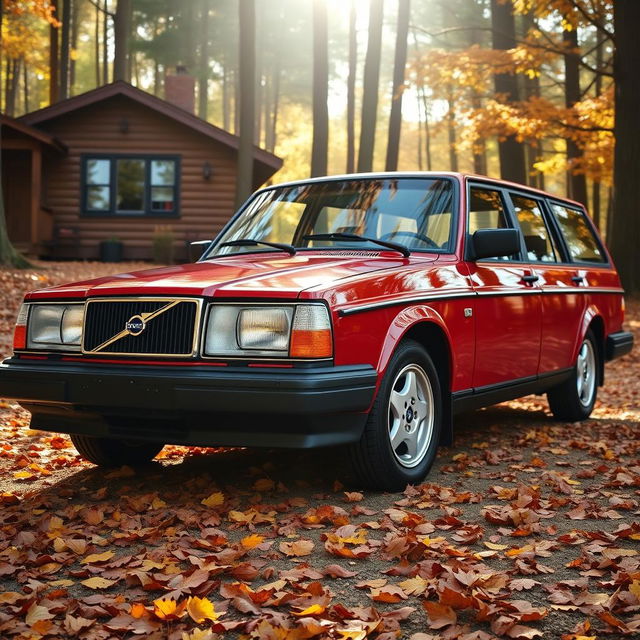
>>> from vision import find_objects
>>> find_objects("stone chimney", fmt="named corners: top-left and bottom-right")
top-left (164, 65), bottom-right (196, 113)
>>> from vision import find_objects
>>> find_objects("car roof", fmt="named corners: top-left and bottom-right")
top-left (263, 171), bottom-right (585, 210)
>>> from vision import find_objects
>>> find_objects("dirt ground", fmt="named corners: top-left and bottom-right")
top-left (0, 262), bottom-right (638, 640)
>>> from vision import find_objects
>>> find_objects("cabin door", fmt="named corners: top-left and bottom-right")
top-left (1, 149), bottom-right (32, 247)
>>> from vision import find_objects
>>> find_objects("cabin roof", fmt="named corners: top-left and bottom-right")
top-left (1, 114), bottom-right (67, 153)
top-left (19, 81), bottom-right (282, 175)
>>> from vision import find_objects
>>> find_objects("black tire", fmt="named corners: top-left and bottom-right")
top-left (547, 330), bottom-right (599, 421)
top-left (70, 434), bottom-right (164, 466)
top-left (349, 339), bottom-right (442, 491)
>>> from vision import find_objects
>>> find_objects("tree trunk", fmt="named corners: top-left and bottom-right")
top-left (6, 59), bottom-right (21, 117)
top-left (346, 0), bottom-right (357, 173)
top-left (490, 0), bottom-right (526, 184)
top-left (102, 0), bottom-right (108, 84)
top-left (222, 65), bottom-right (230, 131)
top-left (69, 0), bottom-right (79, 94)
top-left (563, 26), bottom-right (588, 205)
top-left (59, 0), bottom-right (71, 99)
top-left (591, 30), bottom-right (605, 228)
top-left (311, 0), bottom-right (329, 177)
top-left (236, 0), bottom-right (255, 208)
top-left (446, 87), bottom-right (458, 172)
top-left (385, 0), bottom-right (410, 171)
top-left (357, 0), bottom-right (384, 173)
top-left (266, 51), bottom-right (281, 153)
top-left (113, 0), bottom-right (131, 82)
top-left (416, 88), bottom-right (423, 171)
top-left (23, 61), bottom-right (29, 113)
top-left (198, 0), bottom-right (210, 120)
top-left (94, 1), bottom-right (101, 86)
top-left (610, 1), bottom-right (640, 293)
top-left (49, 0), bottom-right (59, 103)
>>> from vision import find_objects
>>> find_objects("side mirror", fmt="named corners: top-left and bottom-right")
top-left (471, 228), bottom-right (520, 260)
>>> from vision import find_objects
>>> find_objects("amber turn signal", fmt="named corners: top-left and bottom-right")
top-left (289, 305), bottom-right (332, 358)
top-left (290, 328), bottom-right (332, 358)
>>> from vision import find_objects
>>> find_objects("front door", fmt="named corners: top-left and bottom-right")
top-left (466, 184), bottom-right (542, 388)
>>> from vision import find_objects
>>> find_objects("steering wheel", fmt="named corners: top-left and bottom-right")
top-left (380, 230), bottom-right (440, 249)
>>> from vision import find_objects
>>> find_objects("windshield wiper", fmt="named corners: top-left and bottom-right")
top-left (219, 238), bottom-right (297, 256)
top-left (302, 232), bottom-right (410, 257)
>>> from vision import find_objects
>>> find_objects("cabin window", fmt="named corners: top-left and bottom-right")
top-left (81, 155), bottom-right (180, 217)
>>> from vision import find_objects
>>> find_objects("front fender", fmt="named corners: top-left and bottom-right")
top-left (376, 304), bottom-right (453, 377)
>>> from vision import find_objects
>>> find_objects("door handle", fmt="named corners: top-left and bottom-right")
top-left (571, 275), bottom-right (584, 284)
top-left (521, 274), bottom-right (539, 284)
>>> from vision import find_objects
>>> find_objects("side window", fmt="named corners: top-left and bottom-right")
top-left (550, 203), bottom-right (605, 263)
top-left (509, 194), bottom-right (558, 262)
top-left (468, 187), bottom-right (510, 232)
top-left (468, 187), bottom-right (515, 261)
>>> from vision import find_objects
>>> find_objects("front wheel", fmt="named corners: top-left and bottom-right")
top-left (547, 331), bottom-right (599, 421)
top-left (70, 434), bottom-right (164, 466)
top-left (349, 340), bottom-right (442, 490)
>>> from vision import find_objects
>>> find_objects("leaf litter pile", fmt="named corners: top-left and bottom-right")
top-left (0, 263), bottom-right (639, 640)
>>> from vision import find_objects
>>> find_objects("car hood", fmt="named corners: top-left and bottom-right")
top-left (26, 252), bottom-right (437, 300)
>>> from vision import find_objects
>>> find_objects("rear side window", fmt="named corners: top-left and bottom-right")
top-left (550, 204), bottom-right (605, 263)
top-left (510, 194), bottom-right (558, 262)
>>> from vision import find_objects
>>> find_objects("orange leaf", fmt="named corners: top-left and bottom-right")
top-left (81, 550), bottom-right (115, 564)
top-left (201, 492), bottom-right (224, 508)
top-left (279, 539), bottom-right (314, 557)
top-left (241, 534), bottom-right (264, 549)
top-left (186, 596), bottom-right (219, 623)
top-left (81, 577), bottom-right (117, 590)
top-left (423, 601), bottom-right (457, 629)
top-left (292, 603), bottom-right (326, 616)
top-left (153, 598), bottom-right (187, 620)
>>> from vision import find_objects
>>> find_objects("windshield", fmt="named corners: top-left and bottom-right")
top-left (204, 177), bottom-right (455, 258)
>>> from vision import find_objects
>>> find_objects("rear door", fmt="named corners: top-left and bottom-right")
top-left (466, 183), bottom-right (542, 388)
top-left (504, 190), bottom-right (586, 375)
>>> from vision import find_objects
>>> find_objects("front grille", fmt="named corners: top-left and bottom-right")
top-left (83, 299), bottom-right (199, 356)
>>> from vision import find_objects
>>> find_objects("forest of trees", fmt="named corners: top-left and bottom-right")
top-left (0, 0), bottom-right (638, 292)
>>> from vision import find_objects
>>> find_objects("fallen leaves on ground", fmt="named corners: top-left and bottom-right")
top-left (0, 263), bottom-right (639, 639)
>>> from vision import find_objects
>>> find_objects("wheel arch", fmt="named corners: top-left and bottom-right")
top-left (583, 311), bottom-right (605, 386)
top-left (376, 306), bottom-right (454, 446)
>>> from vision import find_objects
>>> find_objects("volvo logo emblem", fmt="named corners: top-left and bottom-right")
top-left (125, 315), bottom-right (146, 336)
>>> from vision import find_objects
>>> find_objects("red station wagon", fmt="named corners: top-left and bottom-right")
top-left (0, 173), bottom-right (633, 490)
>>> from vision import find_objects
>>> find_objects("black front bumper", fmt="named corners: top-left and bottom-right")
top-left (0, 359), bottom-right (378, 448)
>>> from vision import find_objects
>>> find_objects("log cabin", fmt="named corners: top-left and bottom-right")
top-left (1, 75), bottom-right (282, 261)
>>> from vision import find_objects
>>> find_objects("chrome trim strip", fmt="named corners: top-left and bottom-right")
top-left (338, 292), bottom-right (475, 316)
top-left (81, 297), bottom-right (203, 358)
top-left (337, 287), bottom-right (625, 317)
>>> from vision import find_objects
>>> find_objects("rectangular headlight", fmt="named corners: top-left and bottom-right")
top-left (203, 304), bottom-right (332, 359)
top-left (237, 308), bottom-right (291, 350)
top-left (28, 303), bottom-right (84, 350)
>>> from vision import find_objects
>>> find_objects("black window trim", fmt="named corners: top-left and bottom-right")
top-left (543, 197), bottom-right (610, 267)
top-left (504, 189), bottom-right (563, 265)
top-left (80, 153), bottom-right (181, 218)
top-left (464, 181), bottom-right (525, 263)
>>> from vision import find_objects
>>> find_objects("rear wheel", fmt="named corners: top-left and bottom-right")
top-left (349, 340), bottom-right (442, 490)
top-left (70, 434), bottom-right (164, 466)
top-left (547, 330), bottom-right (599, 421)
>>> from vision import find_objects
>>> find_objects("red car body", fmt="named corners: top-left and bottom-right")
top-left (0, 173), bottom-right (633, 489)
